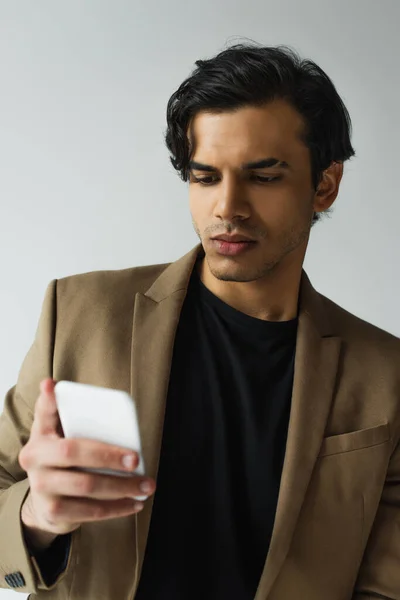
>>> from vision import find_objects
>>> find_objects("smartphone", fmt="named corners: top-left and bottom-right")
top-left (54, 380), bottom-right (147, 500)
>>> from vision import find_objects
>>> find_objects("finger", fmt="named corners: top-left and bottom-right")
top-left (30, 469), bottom-right (155, 500)
top-left (42, 496), bottom-right (144, 526)
top-left (30, 379), bottom-right (61, 439)
top-left (19, 436), bottom-right (141, 474)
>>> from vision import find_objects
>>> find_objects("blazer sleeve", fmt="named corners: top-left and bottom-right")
top-left (353, 434), bottom-right (400, 599)
top-left (24, 530), bottom-right (72, 587)
top-left (0, 280), bottom-right (79, 594)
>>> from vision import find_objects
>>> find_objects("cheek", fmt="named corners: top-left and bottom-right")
top-left (258, 187), bottom-right (310, 222)
top-left (188, 192), bottom-right (197, 214)
top-left (255, 190), bottom-right (295, 225)
top-left (189, 191), bottom-right (210, 224)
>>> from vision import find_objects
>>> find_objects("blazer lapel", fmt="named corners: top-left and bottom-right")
top-left (130, 244), bottom-right (203, 588)
top-left (254, 272), bottom-right (342, 598)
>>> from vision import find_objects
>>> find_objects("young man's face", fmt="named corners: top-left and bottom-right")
top-left (188, 100), bottom-right (340, 283)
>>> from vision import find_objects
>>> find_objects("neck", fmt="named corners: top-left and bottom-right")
top-left (197, 257), bottom-right (301, 322)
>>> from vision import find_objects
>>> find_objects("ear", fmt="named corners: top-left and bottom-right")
top-left (313, 161), bottom-right (344, 213)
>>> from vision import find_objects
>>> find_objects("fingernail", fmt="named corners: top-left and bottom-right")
top-left (139, 480), bottom-right (153, 494)
top-left (122, 454), bottom-right (136, 470)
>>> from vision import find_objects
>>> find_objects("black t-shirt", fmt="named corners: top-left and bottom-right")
top-left (33, 260), bottom-right (298, 597)
top-left (135, 262), bottom-right (298, 599)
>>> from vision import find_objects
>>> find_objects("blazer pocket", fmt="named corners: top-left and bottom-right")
top-left (318, 423), bottom-right (390, 457)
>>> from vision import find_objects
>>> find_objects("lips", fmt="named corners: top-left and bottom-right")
top-left (211, 235), bottom-right (256, 243)
top-left (211, 238), bottom-right (257, 256)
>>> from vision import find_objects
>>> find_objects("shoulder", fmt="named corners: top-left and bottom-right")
top-left (321, 292), bottom-right (398, 342)
top-left (53, 262), bottom-right (171, 329)
top-left (319, 292), bottom-right (400, 377)
top-left (56, 261), bottom-right (171, 298)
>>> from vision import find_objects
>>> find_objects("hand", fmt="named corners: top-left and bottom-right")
top-left (19, 378), bottom-right (155, 548)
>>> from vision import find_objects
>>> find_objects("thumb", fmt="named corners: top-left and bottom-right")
top-left (30, 378), bottom-right (62, 439)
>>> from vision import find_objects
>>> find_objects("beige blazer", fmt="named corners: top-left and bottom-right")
top-left (0, 243), bottom-right (399, 600)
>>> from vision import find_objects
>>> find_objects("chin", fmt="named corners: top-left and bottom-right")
top-left (206, 258), bottom-right (262, 283)
top-left (207, 251), bottom-right (281, 282)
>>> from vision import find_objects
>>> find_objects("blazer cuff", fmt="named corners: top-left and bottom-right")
top-left (25, 530), bottom-right (72, 587)
top-left (0, 478), bottom-right (38, 593)
top-left (0, 478), bottom-right (76, 594)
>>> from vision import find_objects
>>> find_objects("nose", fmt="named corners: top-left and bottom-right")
top-left (212, 177), bottom-right (251, 221)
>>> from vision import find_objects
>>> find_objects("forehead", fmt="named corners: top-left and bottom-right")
top-left (188, 100), bottom-right (308, 165)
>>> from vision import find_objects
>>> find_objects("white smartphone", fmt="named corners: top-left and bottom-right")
top-left (54, 380), bottom-right (147, 500)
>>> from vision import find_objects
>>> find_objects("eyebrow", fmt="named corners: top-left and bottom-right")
top-left (188, 157), bottom-right (291, 172)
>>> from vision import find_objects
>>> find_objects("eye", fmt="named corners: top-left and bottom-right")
top-left (253, 175), bottom-right (282, 183)
top-left (191, 176), bottom-right (217, 185)
top-left (191, 175), bottom-right (282, 185)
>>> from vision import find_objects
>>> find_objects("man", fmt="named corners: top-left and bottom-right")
top-left (0, 42), bottom-right (399, 600)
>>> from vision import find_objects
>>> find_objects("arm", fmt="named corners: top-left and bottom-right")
top-left (353, 437), bottom-right (400, 599)
top-left (0, 280), bottom-right (77, 593)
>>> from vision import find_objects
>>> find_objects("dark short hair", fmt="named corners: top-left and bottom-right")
top-left (164, 41), bottom-right (356, 225)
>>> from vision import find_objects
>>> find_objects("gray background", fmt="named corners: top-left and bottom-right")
top-left (0, 1), bottom-right (399, 597)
